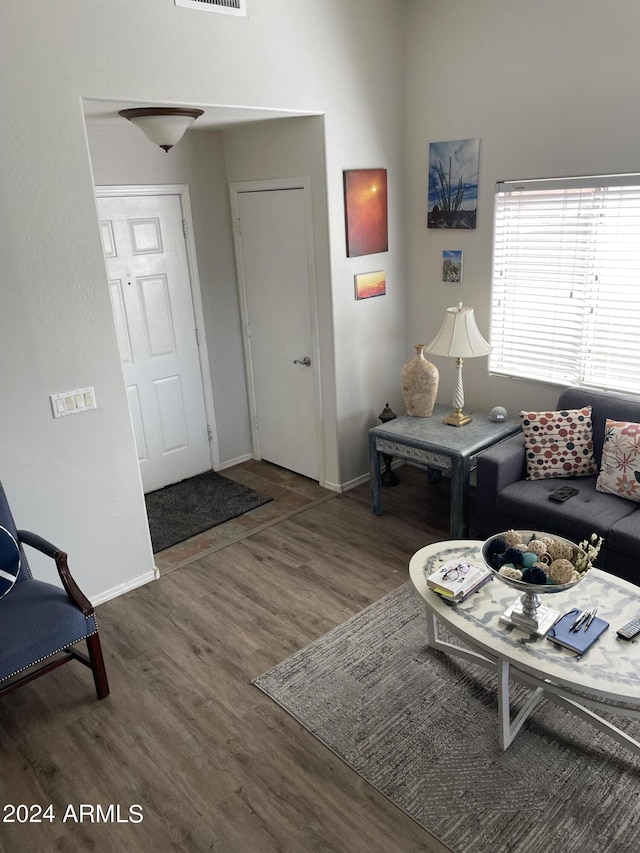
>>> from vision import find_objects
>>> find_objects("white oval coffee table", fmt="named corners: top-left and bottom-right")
top-left (409, 540), bottom-right (640, 755)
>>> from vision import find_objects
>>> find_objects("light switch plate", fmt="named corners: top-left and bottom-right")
top-left (50, 387), bottom-right (97, 418)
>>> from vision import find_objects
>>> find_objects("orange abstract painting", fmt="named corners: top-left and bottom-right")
top-left (354, 270), bottom-right (386, 300)
top-left (344, 168), bottom-right (388, 257)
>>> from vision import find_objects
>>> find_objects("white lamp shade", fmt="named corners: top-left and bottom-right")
top-left (425, 303), bottom-right (491, 358)
top-left (119, 107), bottom-right (204, 151)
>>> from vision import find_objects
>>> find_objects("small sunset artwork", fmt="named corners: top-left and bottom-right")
top-left (354, 270), bottom-right (386, 300)
top-left (344, 168), bottom-right (388, 257)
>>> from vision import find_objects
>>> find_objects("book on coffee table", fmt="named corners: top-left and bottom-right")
top-left (547, 609), bottom-right (609, 655)
top-left (427, 559), bottom-right (492, 603)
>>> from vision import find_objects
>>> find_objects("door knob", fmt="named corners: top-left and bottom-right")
top-left (293, 356), bottom-right (311, 366)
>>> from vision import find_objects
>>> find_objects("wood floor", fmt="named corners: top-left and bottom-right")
top-left (154, 460), bottom-right (336, 575)
top-left (0, 465), bottom-right (465, 853)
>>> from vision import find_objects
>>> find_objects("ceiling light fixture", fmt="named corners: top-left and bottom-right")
top-left (118, 107), bottom-right (204, 152)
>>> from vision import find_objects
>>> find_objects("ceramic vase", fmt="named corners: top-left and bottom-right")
top-left (400, 344), bottom-right (439, 417)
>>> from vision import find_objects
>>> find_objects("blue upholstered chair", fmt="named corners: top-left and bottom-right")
top-left (0, 481), bottom-right (109, 700)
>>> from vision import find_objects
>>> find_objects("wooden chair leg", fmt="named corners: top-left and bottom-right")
top-left (86, 633), bottom-right (110, 699)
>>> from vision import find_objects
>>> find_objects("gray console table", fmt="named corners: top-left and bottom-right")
top-left (369, 404), bottom-right (521, 538)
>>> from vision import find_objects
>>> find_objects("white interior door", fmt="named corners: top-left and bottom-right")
top-left (98, 193), bottom-right (211, 493)
top-left (235, 186), bottom-right (319, 480)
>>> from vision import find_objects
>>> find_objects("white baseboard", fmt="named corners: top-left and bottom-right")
top-left (219, 456), bottom-right (412, 493)
top-left (92, 569), bottom-right (156, 606)
top-left (320, 480), bottom-right (343, 493)
top-left (339, 459), bottom-right (407, 493)
top-left (339, 472), bottom-right (370, 492)
top-left (218, 453), bottom-right (254, 470)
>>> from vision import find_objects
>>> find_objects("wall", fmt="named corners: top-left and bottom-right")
top-left (405, 0), bottom-right (640, 417)
top-left (0, 0), bottom-right (407, 602)
top-left (86, 120), bottom-right (253, 468)
top-left (222, 116), bottom-right (340, 487)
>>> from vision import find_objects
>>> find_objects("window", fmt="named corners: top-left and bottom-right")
top-left (490, 175), bottom-right (640, 394)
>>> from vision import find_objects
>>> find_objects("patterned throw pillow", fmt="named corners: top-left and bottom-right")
top-left (520, 407), bottom-right (597, 480)
top-left (0, 524), bottom-right (21, 598)
top-left (595, 419), bottom-right (640, 502)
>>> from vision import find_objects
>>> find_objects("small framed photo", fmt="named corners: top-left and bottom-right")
top-left (442, 250), bottom-right (463, 283)
top-left (354, 270), bottom-right (386, 300)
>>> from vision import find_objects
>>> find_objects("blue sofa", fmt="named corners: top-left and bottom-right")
top-left (475, 386), bottom-right (640, 584)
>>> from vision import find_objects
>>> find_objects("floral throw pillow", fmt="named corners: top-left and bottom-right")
top-left (595, 419), bottom-right (640, 502)
top-left (520, 407), bottom-right (597, 480)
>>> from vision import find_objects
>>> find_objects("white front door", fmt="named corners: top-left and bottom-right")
top-left (98, 193), bottom-right (211, 493)
top-left (234, 185), bottom-right (319, 481)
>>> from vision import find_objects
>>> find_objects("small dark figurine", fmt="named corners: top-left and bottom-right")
top-left (378, 403), bottom-right (400, 487)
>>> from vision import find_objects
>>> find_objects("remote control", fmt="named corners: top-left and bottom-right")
top-left (616, 616), bottom-right (640, 640)
top-left (548, 485), bottom-right (579, 502)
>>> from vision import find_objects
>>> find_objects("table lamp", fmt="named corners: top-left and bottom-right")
top-left (425, 302), bottom-right (491, 426)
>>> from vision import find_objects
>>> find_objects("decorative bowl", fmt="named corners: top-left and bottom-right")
top-left (481, 530), bottom-right (588, 594)
top-left (480, 530), bottom-right (589, 635)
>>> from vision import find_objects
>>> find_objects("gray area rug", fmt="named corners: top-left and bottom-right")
top-left (254, 582), bottom-right (640, 853)
top-left (145, 471), bottom-right (273, 553)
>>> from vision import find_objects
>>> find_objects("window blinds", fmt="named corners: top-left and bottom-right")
top-left (490, 175), bottom-right (640, 394)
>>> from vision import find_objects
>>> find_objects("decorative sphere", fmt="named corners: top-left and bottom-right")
top-left (522, 566), bottom-right (548, 585)
top-left (521, 551), bottom-right (538, 568)
top-left (499, 566), bottom-right (523, 581)
top-left (489, 406), bottom-right (507, 422)
top-left (487, 537), bottom-right (507, 555)
top-left (548, 558), bottom-right (575, 584)
top-left (547, 540), bottom-right (573, 561)
top-left (503, 530), bottom-right (522, 547)
top-left (504, 546), bottom-right (524, 566)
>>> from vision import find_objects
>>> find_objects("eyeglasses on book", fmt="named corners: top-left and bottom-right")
top-left (440, 562), bottom-right (470, 582)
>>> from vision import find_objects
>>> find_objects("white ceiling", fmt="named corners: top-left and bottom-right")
top-left (82, 98), bottom-right (321, 132)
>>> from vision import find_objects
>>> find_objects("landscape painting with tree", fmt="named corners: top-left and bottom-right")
top-left (428, 139), bottom-right (479, 229)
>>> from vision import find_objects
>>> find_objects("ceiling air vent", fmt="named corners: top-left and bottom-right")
top-left (175, 0), bottom-right (246, 15)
